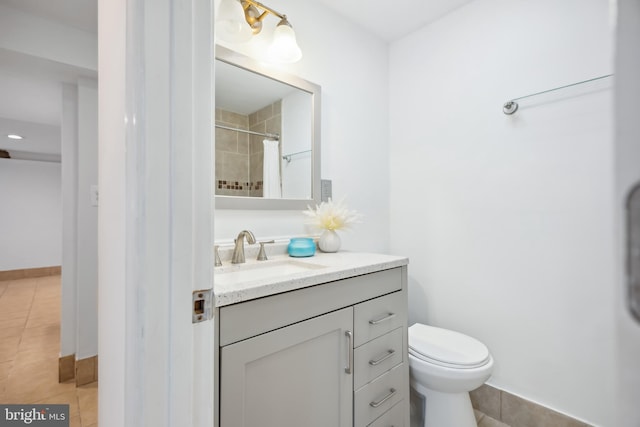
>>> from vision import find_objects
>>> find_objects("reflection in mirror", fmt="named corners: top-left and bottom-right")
top-left (215, 46), bottom-right (320, 209)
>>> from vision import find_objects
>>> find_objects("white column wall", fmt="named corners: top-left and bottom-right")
top-left (59, 79), bottom-right (99, 361)
top-left (61, 83), bottom-right (78, 357)
top-left (76, 78), bottom-right (99, 359)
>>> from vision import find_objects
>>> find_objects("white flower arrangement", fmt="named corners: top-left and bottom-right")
top-left (303, 197), bottom-right (362, 231)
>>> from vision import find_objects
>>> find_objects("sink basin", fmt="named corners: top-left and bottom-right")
top-left (215, 259), bottom-right (326, 285)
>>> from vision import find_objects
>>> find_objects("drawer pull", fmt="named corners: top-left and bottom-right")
top-left (369, 312), bottom-right (396, 325)
top-left (369, 349), bottom-right (396, 366)
top-left (369, 388), bottom-right (396, 408)
top-left (345, 330), bottom-right (353, 374)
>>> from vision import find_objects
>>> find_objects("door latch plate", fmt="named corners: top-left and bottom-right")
top-left (192, 289), bottom-right (213, 323)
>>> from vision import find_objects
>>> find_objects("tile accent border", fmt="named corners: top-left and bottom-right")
top-left (470, 384), bottom-right (593, 427)
top-left (0, 266), bottom-right (61, 281)
top-left (76, 355), bottom-right (99, 386)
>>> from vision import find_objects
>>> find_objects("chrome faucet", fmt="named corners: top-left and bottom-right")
top-left (231, 230), bottom-right (256, 264)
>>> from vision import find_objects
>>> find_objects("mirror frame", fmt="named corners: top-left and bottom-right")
top-left (215, 46), bottom-right (321, 210)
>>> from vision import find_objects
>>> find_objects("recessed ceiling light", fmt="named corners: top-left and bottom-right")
top-left (7, 134), bottom-right (24, 140)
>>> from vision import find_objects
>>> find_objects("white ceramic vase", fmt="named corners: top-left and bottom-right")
top-left (318, 229), bottom-right (341, 253)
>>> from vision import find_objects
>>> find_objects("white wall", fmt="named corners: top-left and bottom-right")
top-left (0, 158), bottom-right (61, 270)
top-left (389, 0), bottom-right (616, 425)
top-left (214, 0), bottom-right (391, 253)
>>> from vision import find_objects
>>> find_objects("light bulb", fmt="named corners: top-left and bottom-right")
top-left (216, 0), bottom-right (252, 43)
top-left (268, 22), bottom-right (302, 63)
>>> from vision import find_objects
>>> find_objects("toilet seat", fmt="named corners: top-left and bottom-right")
top-left (408, 324), bottom-right (490, 369)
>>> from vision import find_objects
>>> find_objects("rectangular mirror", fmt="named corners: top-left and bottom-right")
top-left (215, 46), bottom-right (321, 209)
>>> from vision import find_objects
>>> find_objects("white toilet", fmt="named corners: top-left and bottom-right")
top-left (408, 323), bottom-right (494, 427)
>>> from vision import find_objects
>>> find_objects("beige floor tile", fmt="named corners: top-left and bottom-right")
top-left (4, 366), bottom-right (76, 403)
top-left (0, 360), bottom-right (13, 379)
top-left (32, 293), bottom-right (61, 304)
top-left (1, 275), bottom-right (96, 424)
top-left (69, 415), bottom-right (82, 427)
top-left (1, 286), bottom-right (35, 296)
top-left (16, 335), bottom-right (60, 363)
top-left (7, 277), bottom-right (38, 287)
top-left (25, 313), bottom-right (59, 329)
top-left (4, 288), bottom-right (37, 298)
top-left (34, 389), bottom-right (81, 418)
top-left (0, 325), bottom-right (24, 340)
top-left (0, 316), bottom-right (28, 331)
top-left (21, 323), bottom-right (60, 339)
top-left (11, 355), bottom-right (59, 376)
top-left (34, 289), bottom-right (61, 300)
top-left (479, 415), bottom-right (511, 427)
top-left (26, 307), bottom-right (61, 323)
top-left (0, 334), bottom-right (21, 363)
top-left (0, 317), bottom-right (28, 334)
top-left (0, 300), bottom-right (33, 316)
top-left (36, 275), bottom-right (62, 291)
top-left (0, 308), bottom-right (29, 322)
top-left (78, 382), bottom-right (98, 426)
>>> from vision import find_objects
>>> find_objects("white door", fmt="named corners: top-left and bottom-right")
top-left (614, 1), bottom-right (640, 425)
top-left (98, 0), bottom-right (214, 426)
top-left (220, 307), bottom-right (354, 427)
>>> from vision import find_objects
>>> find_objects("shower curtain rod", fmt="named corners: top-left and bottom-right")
top-left (503, 73), bottom-right (613, 115)
top-left (215, 124), bottom-right (280, 140)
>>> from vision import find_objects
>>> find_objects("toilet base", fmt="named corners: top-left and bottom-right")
top-left (411, 381), bottom-right (478, 427)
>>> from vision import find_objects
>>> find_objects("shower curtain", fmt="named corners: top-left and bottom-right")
top-left (262, 139), bottom-right (282, 198)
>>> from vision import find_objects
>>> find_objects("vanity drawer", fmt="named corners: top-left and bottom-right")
top-left (354, 363), bottom-right (405, 427)
top-left (354, 327), bottom-right (404, 390)
top-left (367, 400), bottom-right (405, 427)
top-left (219, 267), bottom-right (402, 346)
top-left (354, 291), bottom-right (406, 347)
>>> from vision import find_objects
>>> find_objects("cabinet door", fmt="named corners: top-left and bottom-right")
top-left (221, 307), bottom-right (354, 427)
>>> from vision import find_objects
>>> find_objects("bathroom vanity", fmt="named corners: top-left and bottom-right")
top-left (213, 251), bottom-right (409, 427)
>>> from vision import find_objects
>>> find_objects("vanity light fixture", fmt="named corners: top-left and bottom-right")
top-left (7, 134), bottom-right (24, 140)
top-left (216, 0), bottom-right (302, 63)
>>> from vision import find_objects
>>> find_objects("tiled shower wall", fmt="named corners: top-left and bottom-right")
top-left (215, 102), bottom-right (281, 198)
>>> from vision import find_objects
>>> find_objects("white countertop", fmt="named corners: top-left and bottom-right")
top-left (213, 251), bottom-right (409, 307)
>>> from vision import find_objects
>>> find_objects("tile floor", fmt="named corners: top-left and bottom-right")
top-left (475, 409), bottom-right (511, 427)
top-left (0, 275), bottom-right (97, 427)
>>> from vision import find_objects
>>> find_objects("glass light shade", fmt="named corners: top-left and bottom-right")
top-left (268, 24), bottom-right (302, 63)
top-left (216, 0), bottom-right (253, 43)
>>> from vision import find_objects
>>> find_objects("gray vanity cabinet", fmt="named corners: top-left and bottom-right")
top-left (216, 266), bottom-right (409, 427)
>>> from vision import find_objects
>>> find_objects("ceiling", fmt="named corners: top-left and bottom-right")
top-left (0, 0), bottom-right (97, 34)
top-left (314, 0), bottom-right (476, 42)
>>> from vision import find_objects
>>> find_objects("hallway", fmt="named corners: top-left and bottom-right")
top-left (0, 275), bottom-right (97, 426)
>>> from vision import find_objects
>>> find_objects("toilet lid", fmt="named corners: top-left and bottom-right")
top-left (408, 323), bottom-right (490, 368)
